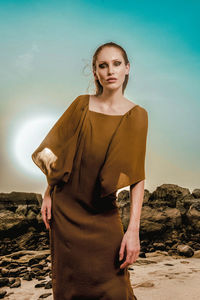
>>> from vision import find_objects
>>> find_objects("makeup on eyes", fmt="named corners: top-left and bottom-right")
top-left (99, 61), bottom-right (122, 68)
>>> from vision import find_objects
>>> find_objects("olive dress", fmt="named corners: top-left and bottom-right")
top-left (32, 94), bottom-right (148, 300)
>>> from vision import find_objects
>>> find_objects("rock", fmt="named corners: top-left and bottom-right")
top-left (193, 250), bottom-right (200, 258)
top-left (23, 272), bottom-right (33, 280)
top-left (168, 249), bottom-right (178, 256)
top-left (139, 252), bottom-right (146, 258)
top-left (44, 280), bottom-right (52, 289)
top-left (153, 243), bottom-right (166, 251)
top-left (31, 263), bottom-right (44, 270)
top-left (10, 277), bottom-right (21, 288)
top-left (35, 281), bottom-right (47, 288)
top-left (147, 250), bottom-right (169, 257)
top-left (192, 189), bottom-right (200, 198)
top-left (186, 202), bottom-right (200, 231)
top-left (38, 293), bottom-right (52, 298)
top-left (27, 209), bottom-right (38, 220)
top-left (0, 290), bottom-right (7, 299)
top-left (0, 210), bottom-right (26, 237)
top-left (177, 244), bottom-right (194, 257)
top-left (15, 204), bottom-right (28, 216)
top-left (0, 278), bottom-right (9, 288)
top-left (29, 257), bottom-right (41, 266)
top-left (8, 268), bottom-right (20, 277)
top-left (116, 190), bottom-right (131, 230)
top-left (1, 268), bottom-right (9, 277)
top-left (171, 242), bottom-right (179, 250)
top-left (165, 240), bottom-right (174, 247)
top-left (0, 192), bottom-right (49, 255)
top-left (140, 206), bottom-right (182, 235)
top-left (36, 275), bottom-right (47, 280)
top-left (8, 278), bottom-right (15, 285)
top-left (135, 259), bottom-right (157, 265)
top-left (133, 280), bottom-right (155, 288)
top-left (0, 192), bottom-right (42, 210)
top-left (148, 184), bottom-right (190, 208)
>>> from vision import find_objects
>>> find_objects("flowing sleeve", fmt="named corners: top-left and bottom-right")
top-left (31, 95), bottom-right (86, 188)
top-left (99, 106), bottom-right (148, 198)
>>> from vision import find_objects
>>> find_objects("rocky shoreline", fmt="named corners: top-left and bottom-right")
top-left (117, 184), bottom-right (200, 257)
top-left (0, 183), bottom-right (199, 299)
top-left (0, 250), bottom-right (52, 299)
top-left (1, 249), bottom-right (200, 300)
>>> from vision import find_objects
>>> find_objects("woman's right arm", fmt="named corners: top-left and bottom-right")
top-left (41, 184), bottom-right (52, 230)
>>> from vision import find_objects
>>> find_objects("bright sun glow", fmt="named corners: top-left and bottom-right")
top-left (13, 116), bottom-right (56, 177)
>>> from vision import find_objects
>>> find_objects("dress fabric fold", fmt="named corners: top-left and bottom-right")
top-left (32, 94), bottom-right (148, 198)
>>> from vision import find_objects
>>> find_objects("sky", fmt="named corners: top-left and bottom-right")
top-left (1, 0), bottom-right (199, 196)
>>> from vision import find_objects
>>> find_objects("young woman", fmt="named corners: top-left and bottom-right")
top-left (32, 41), bottom-right (148, 300)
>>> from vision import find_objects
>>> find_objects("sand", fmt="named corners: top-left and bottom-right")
top-left (2, 251), bottom-right (200, 299)
top-left (130, 251), bottom-right (200, 300)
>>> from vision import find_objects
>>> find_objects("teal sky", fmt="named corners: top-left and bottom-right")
top-left (1, 0), bottom-right (199, 195)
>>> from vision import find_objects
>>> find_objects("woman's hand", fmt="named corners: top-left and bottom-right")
top-left (41, 194), bottom-right (52, 230)
top-left (119, 229), bottom-right (140, 269)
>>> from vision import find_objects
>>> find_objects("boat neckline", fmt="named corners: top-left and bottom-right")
top-left (87, 94), bottom-right (139, 117)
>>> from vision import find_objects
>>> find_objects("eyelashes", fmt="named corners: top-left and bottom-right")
top-left (99, 61), bottom-right (122, 68)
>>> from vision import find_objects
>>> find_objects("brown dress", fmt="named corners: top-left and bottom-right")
top-left (50, 110), bottom-right (137, 299)
top-left (32, 94), bottom-right (148, 300)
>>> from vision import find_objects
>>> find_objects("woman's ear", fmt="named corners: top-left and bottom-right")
top-left (125, 63), bottom-right (130, 75)
top-left (93, 71), bottom-right (98, 80)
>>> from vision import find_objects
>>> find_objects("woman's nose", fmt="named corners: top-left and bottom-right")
top-left (108, 65), bottom-right (114, 74)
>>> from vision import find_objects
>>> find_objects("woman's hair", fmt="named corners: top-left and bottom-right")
top-left (92, 42), bottom-right (130, 96)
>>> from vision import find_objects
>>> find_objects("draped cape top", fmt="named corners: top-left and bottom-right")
top-left (31, 94), bottom-right (148, 198)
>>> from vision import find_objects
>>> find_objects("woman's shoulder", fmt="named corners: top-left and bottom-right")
top-left (131, 103), bottom-right (148, 120)
top-left (137, 104), bottom-right (148, 116)
top-left (128, 103), bottom-right (148, 129)
top-left (75, 94), bottom-right (88, 101)
top-left (72, 94), bottom-right (89, 106)
top-left (67, 94), bottom-right (88, 109)
top-left (125, 97), bottom-right (148, 115)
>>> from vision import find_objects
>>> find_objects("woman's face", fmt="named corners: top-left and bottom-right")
top-left (94, 46), bottom-right (130, 92)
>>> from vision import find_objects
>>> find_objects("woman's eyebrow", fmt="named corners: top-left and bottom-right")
top-left (98, 59), bottom-right (121, 63)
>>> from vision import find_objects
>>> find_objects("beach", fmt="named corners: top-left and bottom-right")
top-left (2, 250), bottom-right (200, 300)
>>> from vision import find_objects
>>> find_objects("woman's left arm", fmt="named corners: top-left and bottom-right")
top-left (119, 180), bottom-right (144, 269)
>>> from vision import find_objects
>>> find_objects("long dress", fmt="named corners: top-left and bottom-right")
top-left (49, 109), bottom-right (138, 299)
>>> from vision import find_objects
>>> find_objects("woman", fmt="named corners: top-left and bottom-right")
top-left (32, 41), bottom-right (148, 300)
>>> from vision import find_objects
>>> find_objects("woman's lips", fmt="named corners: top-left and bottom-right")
top-left (107, 78), bottom-right (117, 82)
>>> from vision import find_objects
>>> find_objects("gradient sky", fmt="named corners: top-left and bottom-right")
top-left (1, 0), bottom-right (199, 196)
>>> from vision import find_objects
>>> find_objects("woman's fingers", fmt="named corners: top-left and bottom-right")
top-left (120, 251), bottom-right (133, 269)
top-left (41, 207), bottom-right (48, 229)
top-left (41, 197), bottom-right (52, 230)
top-left (119, 231), bottom-right (141, 269)
top-left (120, 248), bottom-right (140, 269)
top-left (119, 239), bottom-right (126, 261)
top-left (47, 206), bottom-right (52, 222)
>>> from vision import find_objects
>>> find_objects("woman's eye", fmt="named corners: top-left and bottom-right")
top-left (99, 64), bottom-right (106, 68)
top-left (99, 61), bottom-right (121, 68)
